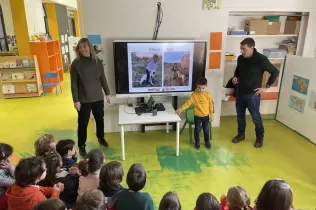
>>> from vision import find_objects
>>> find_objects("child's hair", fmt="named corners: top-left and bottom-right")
top-left (159, 191), bottom-right (181, 210)
top-left (34, 134), bottom-right (55, 156)
top-left (195, 193), bottom-right (220, 210)
top-left (126, 163), bottom-right (146, 192)
top-left (226, 186), bottom-right (251, 210)
top-left (197, 77), bottom-right (207, 86)
top-left (153, 54), bottom-right (159, 58)
top-left (255, 179), bottom-right (293, 210)
top-left (32, 198), bottom-right (65, 210)
top-left (0, 143), bottom-right (13, 163)
top-left (78, 149), bottom-right (104, 177)
top-left (15, 157), bottom-right (46, 187)
top-left (99, 161), bottom-right (124, 190)
top-left (76, 189), bottom-right (106, 210)
top-left (39, 151), bottom-right (62, 186)
top-left (56, 139), bottom-right (75, 157)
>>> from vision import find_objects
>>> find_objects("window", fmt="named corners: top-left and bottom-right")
top-left (42, 4), bottom-right (49, 35)
top-left (0, 5), bottom-right (8, 51)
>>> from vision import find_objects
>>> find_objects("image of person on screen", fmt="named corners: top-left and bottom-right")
top-left (70, 38), bottom-right (110, 158)
top-left (145, 54), bottom-right (159, 85)
top-left (232, 38), bottom-right (279, 148)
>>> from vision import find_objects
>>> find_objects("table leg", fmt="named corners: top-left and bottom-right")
top-left (166, 122), bottom-right (169, 133)
top-left (176, 122), bottom-right (180, 156)
top-left (120, 126), bottom-right (125, 160)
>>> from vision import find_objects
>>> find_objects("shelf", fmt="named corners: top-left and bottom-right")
top-left (0, 67), bottom-right (35, 71)
top-left (226, 57), bottom-right (285, 64)
top-left (227, 34), bottom-right (298, 38)
top-left (1, 80), bottom-right (37, 83)
top-left (3, 92), bottom-right (39, 98)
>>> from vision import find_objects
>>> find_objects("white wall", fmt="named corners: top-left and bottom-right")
top-left (42, 0), bottom-right (77, 9)
top-left (24, 0), bottom-right (46, 35)
top-left (80, 0), bottom-right (316, 132)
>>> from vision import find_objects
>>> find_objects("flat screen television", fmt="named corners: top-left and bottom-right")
top-left (113, 40), bottom-right (207, 98)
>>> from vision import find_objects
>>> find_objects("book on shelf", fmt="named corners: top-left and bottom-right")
top-left (26, 84), bottom-right (38, 92)
top-left (24, 71), bottom-right (36, 80)
top-left (2, 83), bottom-right (15, 94)
top-left (1, 72), bottom-right (12, 81)
top-left (16, 59), bottom-right (23, 68)
top-left (12, 73), bottom-right (24, 80)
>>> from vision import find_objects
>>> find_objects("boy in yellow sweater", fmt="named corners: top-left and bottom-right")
top-left (176, 77), bottom-right (214, 149)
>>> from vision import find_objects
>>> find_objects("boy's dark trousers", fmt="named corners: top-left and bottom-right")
top-left (194, 116), bottom-right (210, 144)
top-left (146, 69), bottom-right (150, 83)
top-left (77, 100), bottom-right (104, 148)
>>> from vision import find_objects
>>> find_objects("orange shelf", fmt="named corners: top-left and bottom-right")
top-left (30, 40), bottom-right (64, 93)
top-left (226, 92), bottom-right (279, 102)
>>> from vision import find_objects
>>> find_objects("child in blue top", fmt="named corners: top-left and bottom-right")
top-left (116, 163), bottom-right (153, 210)
top-left (56, 139), bottom-right (78, 170)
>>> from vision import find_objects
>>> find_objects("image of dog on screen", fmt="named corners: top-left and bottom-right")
top-left (164, 51), bottom-right (191, 87)
top-left (131, 52), bottom-right (162, 87)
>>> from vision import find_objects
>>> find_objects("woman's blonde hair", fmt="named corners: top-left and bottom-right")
top-left (227, 186), bottom-right (251, 210)
top-left (75, 38), bottom-right (98, 63)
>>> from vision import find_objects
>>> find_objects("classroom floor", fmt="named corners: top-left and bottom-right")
top-left (0, 73), bottom-right (315, 209)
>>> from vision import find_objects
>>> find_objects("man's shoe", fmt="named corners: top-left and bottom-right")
top-left (98, 138), bottom-right (109, 148)
top-left (232, 135), bottom-right (245, 143)
top-left (194, 142), bottom-right (200, 149)
top-left (205, 141), bottom-right (211, 149)
top-left (254, 138), bottom-right (263, 148)
top-left (79, 147), bottom-right (87, 157)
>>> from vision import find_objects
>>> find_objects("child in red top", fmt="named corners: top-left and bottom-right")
top-left (220, 186), bottom-right (253, 210)
top-left (6, 157), bottom-right (64, 210)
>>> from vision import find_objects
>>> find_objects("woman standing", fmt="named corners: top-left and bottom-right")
top-left (70, 38), bottom-right (110, 157)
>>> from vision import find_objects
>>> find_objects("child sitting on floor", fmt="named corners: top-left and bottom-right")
top-left (116, 163), bottom-right (154, 210)
top-left (6, 157), bottom-right (64, 210)
top-left (159, 191), bottom-right (181, 210)
top-left (56, 139), bottom-right (78, 170)
top-left (34, 134), bottom-right (56, 157)
top-left (176, 77), bottom-right (214, 149)
top-left (77, 149), bottom-right (104, 201)
top-left (76, 189), bottom-right (106, 210)
top-left (33, 198), bottom-right (66, 210)
top-left (220, 186), bottom-right (252, 210)
top-left (38, 151), bottom-right (79, 209)
top-left (195, 193), bottom-right (220, 210)
top-left (99, 161), bottom-right (125, 210)
top-left (0, 143), bottom-right (15, 210)
top-left (254, 179), bottom-right (293, 210)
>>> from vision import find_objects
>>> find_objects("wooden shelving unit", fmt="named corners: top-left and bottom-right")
top-left (30, 40), bottom-right (64, 93)
top-left (0, 56), bottom-right (43, 99)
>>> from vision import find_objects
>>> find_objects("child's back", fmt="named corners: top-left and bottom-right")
top-left (117, 189), bottom-right (153, 210)
top-left (116, 163), bottom-right (153, 210)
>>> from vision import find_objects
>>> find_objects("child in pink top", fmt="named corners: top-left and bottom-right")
top-left (220, 186), bottom-right (253, 210)
top-left (77, 149), bottom-right (104, 201)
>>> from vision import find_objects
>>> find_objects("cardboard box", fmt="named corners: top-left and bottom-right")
top-left (284, 21), bottom-right (301, 34)
top-left (267, 22), bottom-right (281, 35)
top-left (245, 20), bottom-right (269, 35)
top-left (279, 44), bottom-right (297, 55)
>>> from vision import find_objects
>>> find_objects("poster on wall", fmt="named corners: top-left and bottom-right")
top-left (291, 74), bottom-right (309, 95)
top-left (309, 92), bottom-right (316, 111)
top-left (289, 94), bottom-right (306, 113)
top-left (203, 0), bottom-right (221, 10)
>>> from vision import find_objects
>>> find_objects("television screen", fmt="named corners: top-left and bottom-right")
top-left (113, 41), bottom-right (207, 95)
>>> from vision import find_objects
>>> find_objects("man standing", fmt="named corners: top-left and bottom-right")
top-left (232, 38), bottom-right (279, 148)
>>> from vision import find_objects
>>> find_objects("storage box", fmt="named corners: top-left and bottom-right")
top-left (267, 22), bottom-right (281, 35)
top-left (279, 44), bottom-right (297, 55)
top-left (284, 21), bottom-right (301, 34)
top-left (263, 48), bottom-right (287, 58)
top-left (245, 20), bottom-right (269, 35)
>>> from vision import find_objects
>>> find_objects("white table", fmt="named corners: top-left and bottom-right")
top-left (118, 103), bottom-right (181, 160)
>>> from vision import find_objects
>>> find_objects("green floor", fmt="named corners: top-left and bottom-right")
top-left (0, 73), bottom-right (316, 209)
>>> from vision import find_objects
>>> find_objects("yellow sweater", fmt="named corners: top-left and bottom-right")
top-left (179, 91), bottom-right (214, 117)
